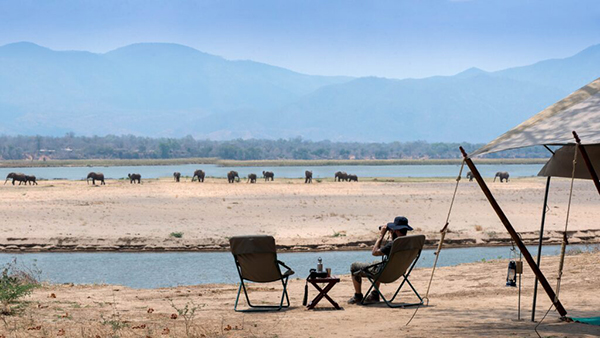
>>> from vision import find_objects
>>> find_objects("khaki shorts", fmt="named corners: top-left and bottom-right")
top-left (350, 261), bottom-right (381, 283)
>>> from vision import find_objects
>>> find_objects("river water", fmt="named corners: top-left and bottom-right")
top-left (0, 244), bottom-right (590, 288)
top-left (0, 163), bottom-right (544, 180)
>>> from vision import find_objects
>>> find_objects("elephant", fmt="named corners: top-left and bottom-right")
top-left (348, 174), bottom-right (358, 182)
top-left (87, 172), bottom-right (105, 185)
top-left (173, 172), bottom-right (181, 182)
top-left (247, 173), bottom-right (257, 183)
top-left (192, 170), bottom-right (205, 182)
top-left (227, 171), bottom-right (240, 183)
top-left (4, 172), bottom-right (27, 185)
top-left (128, 173), bottom-right (141, 184)
top-left (466, 171), bottom-right (474, 182)
top-left (334, 171), bottom-right (348, 182)
top-left (494, 171), bottom-right (510, 183)
top-left (262, 171), bottom-right (274, 181)
top-left (305, 170), bottom-right (313, 184)
top-left (25, 175), bottom-right (38, 185)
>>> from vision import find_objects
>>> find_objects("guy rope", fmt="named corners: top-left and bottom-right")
top-left (406, 159), bottom-right (465, 326)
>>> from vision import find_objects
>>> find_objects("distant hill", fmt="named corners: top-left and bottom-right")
top-left (0, 42), bottom-right (599, 142)
top-left (0, 42), bottom-right (350, 137)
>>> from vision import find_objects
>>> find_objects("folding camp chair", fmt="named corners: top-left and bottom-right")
top-left (229, 235), bottom-right (295, 312)
top-left (353, 234), bottom-right (425, 308)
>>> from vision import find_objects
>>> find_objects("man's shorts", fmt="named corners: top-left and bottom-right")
top-left (350, 261), bottom-right (381, 283)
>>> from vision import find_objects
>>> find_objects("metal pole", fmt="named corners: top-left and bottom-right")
top-left (518, 251), bottom-right (522, 321)
top-left (573, 131), bottom-right (600, 195)
top-left (531, 176), bottom-right (551, 321)
top-left (459, 147), bottom-right (567, 317)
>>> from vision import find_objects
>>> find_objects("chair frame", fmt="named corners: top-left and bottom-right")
top-left (355, 249), bottom-right (424, 308)
top-left (233, 258), bottom-right (292, 312)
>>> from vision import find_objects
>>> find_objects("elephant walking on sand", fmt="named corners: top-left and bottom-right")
top-left (4, 172), bottom-right (27, 185)
top-left (348, 174), bottom-right (358, 182)
top-left (25, 175), bottom-right (38, 185)
top-left (192, 170), bottom-right (205, 182)
top-left (466, 172), bottom-right (474, 181)
top-left (305, 171), bottom-right (313, 184)
top-left (334, 171), bottom-right (348, 182)
top-left (494, 171), bottom-right (510, 183)
top-left (128, 173), bottom-right (141, 184)
top-left (87, 172), bottom-right (105, 185)
top-left (227, 171), bottom-right (240, 183)
top-left (247, 173), bottom-right (257, 183)
top-left (173, 172), bottom-right (181, 182)
top-left (262, 171), bottom-right (274, 181)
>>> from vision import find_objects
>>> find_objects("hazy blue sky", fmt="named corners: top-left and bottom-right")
top-left (1, 0), bottom-right (599, 78)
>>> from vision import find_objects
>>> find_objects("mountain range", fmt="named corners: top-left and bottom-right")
top-left (1, 42), bottom-right (599, 142)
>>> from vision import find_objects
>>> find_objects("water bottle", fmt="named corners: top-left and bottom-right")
top-left (317, 257), bottom-right (323, 272)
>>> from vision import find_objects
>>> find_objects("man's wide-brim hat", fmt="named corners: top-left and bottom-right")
top-left (387, 216), bottom-right (413, 231)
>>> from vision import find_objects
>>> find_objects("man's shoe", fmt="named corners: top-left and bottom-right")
top-left (347, 293), bottom-right (363, 304)
top-left (364, 291), bottom-right (380, 303)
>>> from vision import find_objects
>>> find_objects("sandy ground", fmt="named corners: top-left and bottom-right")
top-left (1, 251), bottom-right (599, 337)
top-left (0, 177), bottom-right (599, 251)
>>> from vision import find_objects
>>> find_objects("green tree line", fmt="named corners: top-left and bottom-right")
top-left (0, 134), bottom-right (549, 161)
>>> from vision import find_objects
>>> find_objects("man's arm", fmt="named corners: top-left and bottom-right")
top-left (372, 226), bottom-right (388, 256)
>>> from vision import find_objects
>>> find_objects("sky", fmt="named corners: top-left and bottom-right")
top-left (1, 0), bottom-right (599, 79)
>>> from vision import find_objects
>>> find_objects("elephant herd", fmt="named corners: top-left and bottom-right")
top-left (3, 170), bottom-right (512, 186)
top-left (4, 172), bottom-right (37, 185)
top-left (334, 171), bottom-right (358, 182)
top-left (466, 171), bottom-right (510, 183)
top-left (175, 170), bottom-right (276, 183)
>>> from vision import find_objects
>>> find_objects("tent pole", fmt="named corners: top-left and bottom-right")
top-left (531, 176), bottom-right (551, 322)
top-left (573, 131), bottom-right (600, 195)
top-left (459, 147), bottom-right (567, 317)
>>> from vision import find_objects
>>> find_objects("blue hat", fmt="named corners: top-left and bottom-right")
top-left (387, 216), bottom-right (413, 231)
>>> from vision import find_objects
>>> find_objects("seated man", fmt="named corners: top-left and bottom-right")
top-left (348, 216), bottom-right (413, 304)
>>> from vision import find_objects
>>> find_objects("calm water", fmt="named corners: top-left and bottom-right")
top-left (0, 244), bottom-right (589, 289)
top-left (0, 163), bottom-right (543, 180)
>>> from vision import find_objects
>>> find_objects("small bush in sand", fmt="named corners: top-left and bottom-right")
top-left (331, 230), bottom-right (347, 237)
top-left (0, 259), bottom-right (41, 315)
top-left (474, 225), bottom-right (483, 232)
top-left (170, 300), bottom-right (206, 337)
top-left (170, 232), bottom-right (184, 238)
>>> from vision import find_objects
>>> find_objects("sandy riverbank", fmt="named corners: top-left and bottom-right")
top-left (0, 178), bottom-right (599, 252)
top-left (1, 252), bottom-right (598, 337)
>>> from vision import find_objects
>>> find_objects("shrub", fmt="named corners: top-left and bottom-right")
top-left (170, 232), bottom-right (184, 238)
top-left (0, 259), bottom-right (40, 315)
top-left (331, 230), bottom-right (347, 237)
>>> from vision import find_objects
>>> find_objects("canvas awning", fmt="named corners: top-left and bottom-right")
top-left (538, 145), bottom-right (600, 179)
top-left (472, 77), bottom-right (600, 157)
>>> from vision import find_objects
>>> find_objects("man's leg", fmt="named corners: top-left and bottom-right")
top-left (364, 281), bottom-right (381, 303)
top-left (352, 276), bottom-right (362, 294)
top-left (350, 261), bottom-right (381, 304)
top-left (350, 261), bottom-right (383, 304)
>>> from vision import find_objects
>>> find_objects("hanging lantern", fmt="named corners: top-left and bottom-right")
top-left (506, 261), bottom-right (517, 287)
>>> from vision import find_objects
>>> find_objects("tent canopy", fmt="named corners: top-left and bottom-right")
top-left (472, 78), bottom-right (600, 157)
top-left (538, 145), bottom-right (600, 179)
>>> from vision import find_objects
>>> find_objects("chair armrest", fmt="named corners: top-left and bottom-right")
top-left (278, 260), bottom-right (295, 276)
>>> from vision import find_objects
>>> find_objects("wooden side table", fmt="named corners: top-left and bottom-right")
top-left (306, 276), bottom-right (342, 310)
